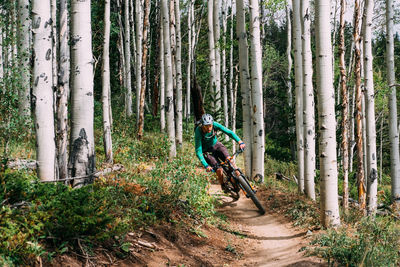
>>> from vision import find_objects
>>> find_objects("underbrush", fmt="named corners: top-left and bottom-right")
top-left (307, 217), bottom-right (400, 266)
top-left (0, 133), bottom-right (216, 266)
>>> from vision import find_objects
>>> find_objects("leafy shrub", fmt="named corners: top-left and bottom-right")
top-left (309, 217), bottom-right (400, 267)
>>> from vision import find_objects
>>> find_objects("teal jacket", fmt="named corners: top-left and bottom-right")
top-left (194, 121), bottom-right (241, 168)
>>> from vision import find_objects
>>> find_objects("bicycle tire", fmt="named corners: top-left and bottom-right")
top-left (225, 177), bottom-right (240, 200)
top-left (236, 175), bottom-right (265, 215)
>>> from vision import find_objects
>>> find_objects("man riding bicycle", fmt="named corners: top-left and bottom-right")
top-left (194, 114), bottom-right (246, 192)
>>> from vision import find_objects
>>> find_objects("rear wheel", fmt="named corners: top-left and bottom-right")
top-left (236, 175), bottom-right (265, 215)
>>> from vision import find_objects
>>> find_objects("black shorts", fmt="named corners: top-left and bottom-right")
top-left (203, 142), bottom-right (230, 169)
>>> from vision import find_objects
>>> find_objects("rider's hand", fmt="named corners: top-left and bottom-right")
top-left (239, 141), bottom-right (246, 150)
top-left (206, 166), bottom-right (213, 172)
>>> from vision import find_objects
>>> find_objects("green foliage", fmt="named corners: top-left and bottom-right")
top-left (285, 199), bottom-right (320, 227)
top-left (309, 218), bottom-right (400, 267)
top-left (264, 157), bottom-right (297, 178)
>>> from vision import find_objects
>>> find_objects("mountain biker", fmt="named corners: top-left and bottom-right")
top-left (194, 113), bottom-right (246, 192)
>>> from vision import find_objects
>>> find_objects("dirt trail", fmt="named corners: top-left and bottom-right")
top-left (211, 184), bottom-right (325, 267)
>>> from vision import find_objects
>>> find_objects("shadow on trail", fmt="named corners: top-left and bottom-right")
top-left (244, 231), bottom-right (306, 241)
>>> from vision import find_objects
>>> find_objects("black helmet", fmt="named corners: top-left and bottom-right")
top-left (201, 114), bottom-right (213, 125)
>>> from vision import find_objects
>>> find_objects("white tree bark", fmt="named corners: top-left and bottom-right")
top-left (213, 0), bottom-right (221, 113)
top-left (386, 0), bottom-right (400, 205)
top-left (135, 0), bottom-right (143, 122)
top-left (236, 0), bottom-right (253, 177)
top-left (222, 0), bottom-right (229, 134)
top-left (292, 0), bottom-right (304, 193)
top-left (0, 14), bottom-right (3, 83)
top-left (185, 0), bottom-right (194, 119)
top-left (315, 0), bottom-right (340, 227)
top-left (161, 0), bottom-right (176, 158)
top-left (160, 20), bottom-right (166, 132)
top-left (301, 0), bottom-right (316, 200)
top-left (124, 0), bottom-right (132, 117)
top-left (363, 0), bottom-right (378, 214)
top-left (32, 0), bottom-right (56, 181)
top-left (17, 0), bottom-right (31, 118)
top-left (208, 0), bottom-right (216, 112)
top-left (286, 3), bottom-right (295, 159)
top-left (51, 0), bottom-right (58, 112)
top-left (102, 0), bottom-right (113, 163)
top-left (57, 0), bottom-right (70, 180)
top-left (175, 0), bottom-right (183, 147)
top-left (229, 1), bottom-right (234, 128)
top-left (70, 0), bottom-right (95, 187)
top-left (249, 0), bottom-right (264, 182)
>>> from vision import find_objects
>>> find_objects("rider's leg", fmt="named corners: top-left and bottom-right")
top-left (216, 167), bottom-right (224, 185)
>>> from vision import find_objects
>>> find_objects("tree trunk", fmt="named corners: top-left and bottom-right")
top-left (17, 0), bottom-right (31, 118)
top-left (213, 0), bottom-right (221, 114)
top-left (161, 0), bottom-right (176, 158)
top-left (70, 0), bottom-right (95, 187)
top-left (230, 2), bottom-right (235, 151)
top-left (315, 0), bottom-right (340, 227)
top-left (102, 0), bottom-right (113, 164)
top-left (160, 19), bottom-right (166, 132)
top-left (124, 0), bottom-right (132, 117)
top-left (137, 0), bottom-right (150, 140)
top-left (51, 0), bottom-right (58, 115)
top-left (363, 0), bottom-right (378, 215)
top-left (174, 0), bottom-right (183, 147)
top-left (222, 0), bottom-right (229, 134)
top-left (353, 0), bottom-right (366, 211)
top-left (32, 0), bottom-right (56, 181)
top-left (339, 0), bottom-right (349, 211)
top-left (236, 0), bottom-right (253, 177)
top-left (386, 0), bottom-right (400, 205)
top-left (292, 0), bottom-right (304, 193)
top-left (249, 0), bottom-right (264, 182)
top-left (135, 0), bottom-right (143, 122)
top-left (57, 0), bottom-right (70, 179)
top-left (286, 3), bottom-right (295, 160)
top-left (207, 0), bottom-right (216, 112)
top-left (185, 0), bottom-right (194, 120)
top-left (301, 0), bottom-right (316, 200)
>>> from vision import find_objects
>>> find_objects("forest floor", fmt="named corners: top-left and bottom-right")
top-left (50, 183), bottom-right (326, 267)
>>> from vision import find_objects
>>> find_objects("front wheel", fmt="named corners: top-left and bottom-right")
top-left (236, 175), bottom-right (265, 215)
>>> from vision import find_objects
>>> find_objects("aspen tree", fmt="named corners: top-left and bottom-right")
top-left (51, 0), bottom-right (57, 109)
top-left (32, 0), bottom-right (56, 181)
top-left (292, 0), bottom-right (304, 193)
top-left (135, 0), bottom-right (143, 122)
top-left (363, 0), bottom-right (378, 214)
top-left (222, 0), bottom-right (229, 135)
top-left (17, 0), bottom-right (30, 118)
top-left (137, 0), bottom-right (150, 140)
top-left (102, 0), bottom-right (113, 163)
top-left (213, 0), bottom-right (221, 113)
top-left (174, 0), bottom-right (183, 147)
top-left (249, 0), bottom-right (264, 182)
top-left (70, 0), bottom-right (95, 187)
top-left (315, 0), bottom-right (340, 227)
top-left (161, 0), bottom-right (176, 158)
top-left (236, 0), bottom-right (252, 177)
top-left (160, 19), bottom-right (166, 132)
top-left (286, 2), bottom-right (295, 159)
top-left (207, 0), bottom-right (216, 112)
top-left (386, 0), bottom-right (400, 205)
top-left (57, 0), bottom-right (70, 179)
top-left (339, 0), bottom-right (349, 210)
top-left (124, 0), bottom-right (132, 117)
top-left (185, 0), bottom-right (194, 119)
top-left (353, 0), bottom-right (366, 210)
top-left (301, 0), bottom-right (316, 200)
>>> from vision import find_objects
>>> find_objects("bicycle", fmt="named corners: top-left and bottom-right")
top-left (216, 149), bottom-right (266, 215)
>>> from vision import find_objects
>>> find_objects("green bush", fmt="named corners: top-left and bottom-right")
top-left (309, 217), bottom-right (400, 267)
top-left (264, 157), bottom-right (297, 178)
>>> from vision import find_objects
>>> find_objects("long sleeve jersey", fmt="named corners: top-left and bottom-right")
top-left (194, 121), bottom-right (241, 168)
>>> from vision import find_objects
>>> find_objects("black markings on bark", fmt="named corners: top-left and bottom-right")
top-left (165, 97), bottom-right (171, 112)
top-left (258, 130), bottom-right (262, 136)
top-left (86, 92), bottom-right (93, 96)
top-left (372, 153), bottom-right (375, 161)
top-left (370, 168), bottom-right (377, 183)
top-left (32, 17), bottom-right (41, 29)
top-left (46, 49), bottom-right (51, 61)
top-left (34, 76), bottom-right (39, 87)
top-left (71, 36), bottom-right (82, 46)
top-left (69, 128), bottom-right (95, 188)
